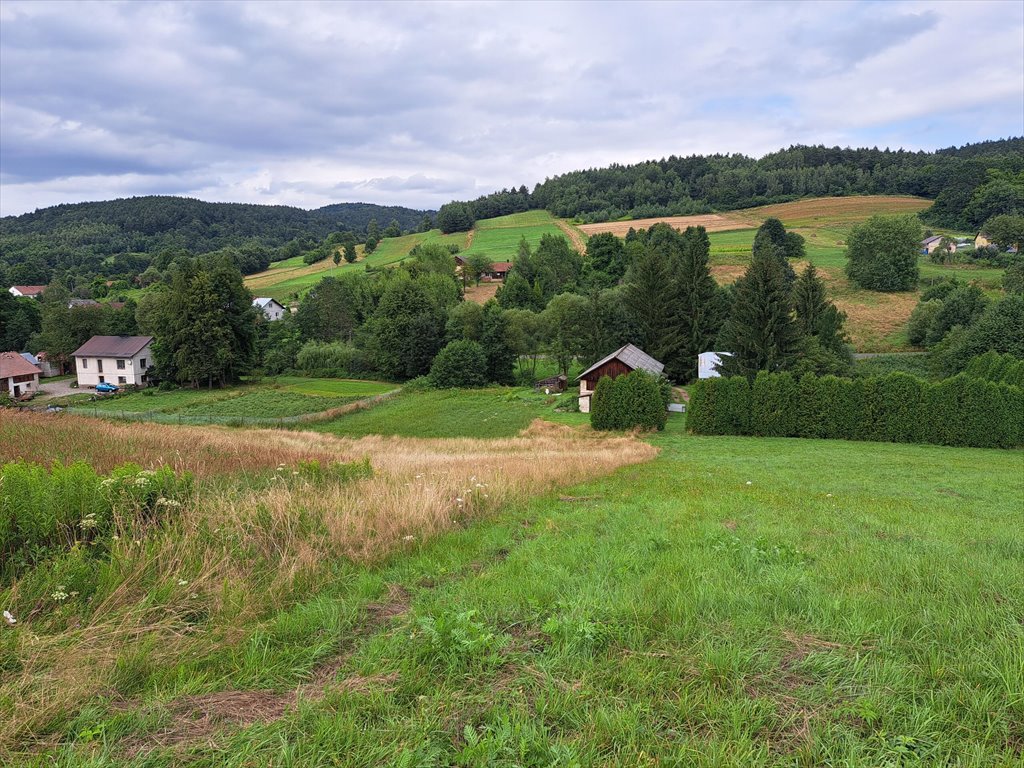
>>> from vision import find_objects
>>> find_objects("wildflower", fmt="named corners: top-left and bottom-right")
top-left (3, 610), bottom-right (15, 626)
top-left (177, 579), bottom-right (189, 586)
top-left (745, 481), bottom-right (753, 486)
top-left (456, 498), bottom-right (464, 504)
top-left (52, 587), bottom-right (69, 602)
top-left (402, 535), bottom-right (415, 542)
top-left (79, 513), bottom-right (98, 530)
top-left (826, 493), bottom-right (833, 498)
top-left (111, 535), bottom-right (120, 541)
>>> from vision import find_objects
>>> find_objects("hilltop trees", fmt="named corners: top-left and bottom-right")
top-left (845, 215), bottom-right (921, 291)
top-left (437, 202), bottom-right (475, 234)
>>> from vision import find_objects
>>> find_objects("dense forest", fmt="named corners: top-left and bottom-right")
top-left (439, 139), bottom-right (1024, 231)
top-left (0, 197), bottom-right (432, 287)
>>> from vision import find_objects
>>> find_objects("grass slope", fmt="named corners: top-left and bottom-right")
top-left (13, 410), bottom-right (1022, 765)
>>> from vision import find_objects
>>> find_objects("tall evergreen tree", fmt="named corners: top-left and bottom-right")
top-left (792, 263), bottom-right (851, 371)
top-left (717, 249), bottom-right (803, 379)
top-left (671, 226), bottom-right (728, 382)
top-left (623, 229), bottom-right (680, 364)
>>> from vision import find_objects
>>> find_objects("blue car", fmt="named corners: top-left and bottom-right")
top-left (95, 382), bottom-right (120, 393)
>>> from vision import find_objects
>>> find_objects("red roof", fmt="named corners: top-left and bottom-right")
top-left (0, 351), bottom-right (42, 378)
top-left (490, 262), bottom-right (512, 271)
top-left (73, 335), bottom-right (153, 358)
top-left (10, 285), bottom-right (47, 296)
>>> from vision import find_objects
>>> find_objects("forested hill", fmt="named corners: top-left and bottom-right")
top-left (0, 196), bottom-right (432, 284)
top-left (444, 138), bottom-right (1024, 230)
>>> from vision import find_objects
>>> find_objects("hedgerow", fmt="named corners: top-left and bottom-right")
top-left (590, 370), bottom-right (668, 431)
top-left (688, 372), bottom-right (1022, 448)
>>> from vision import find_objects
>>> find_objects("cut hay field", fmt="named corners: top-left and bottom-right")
top-left (3, 399), bottom-right (1021, 765)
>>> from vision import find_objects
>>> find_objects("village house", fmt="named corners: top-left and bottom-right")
top-left (698, 351), bottom-right (733, 379)
top-left (921, 236), bottom-right (955, 255)
top-left (0, 351), bottom-right (42, 399)
top-left (8, 285), bottom-right (47, 299)
top-left (253, 297), bottom-right (286, 321)
top-left (576, 343), bottom-right (665, 414)
top-left (73, 335), bottom-right (154, 389)
top-left (454, 256), bottom-right (512, 282)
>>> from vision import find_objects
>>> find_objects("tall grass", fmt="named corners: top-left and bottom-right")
top-left (0, 418), bottom-right (655, 751)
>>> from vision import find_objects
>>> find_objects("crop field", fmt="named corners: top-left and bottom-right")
top-left (3, 395), bottom-right (1021, 765)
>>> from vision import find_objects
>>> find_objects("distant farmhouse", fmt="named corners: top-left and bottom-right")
top-left (921, 236), bottom-right (956, 255)
top-left (454, 256), bottom-right (512, 282)
top-left (0, 350), bottom-right (42, 399)
top-left (73, 335), bottom-right (154, 389)
top-left (8, 285), bottom-right (46, 299)
top-left (253, 297), bottom-right (286, 321)
top-left (576, 343), bottom-right (665, 414)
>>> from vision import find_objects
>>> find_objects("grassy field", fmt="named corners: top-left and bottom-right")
top-left (59, 377), bottom-right (395, 423)
top-left (244, 230), bottom-right (468, 301)
top-left (3, 395), bottom-right (1021, 765)
top-left (459, 211), bottom-right (570, 262)
top-left (311, 387), bottom-right (585, 439)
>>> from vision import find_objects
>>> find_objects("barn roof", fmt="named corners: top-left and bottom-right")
top-left (73, 335), bottom-right (153, 358)
top-left (10, 285), bottom-right (47, 296)
top-left (490, 262), bottom-right (513, 271)
top-left (576, 343), bottom-right (665, 381)
top-left (0, 351), bottom-right (42, 378)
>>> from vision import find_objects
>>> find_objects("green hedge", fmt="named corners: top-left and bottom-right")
top-left (964, 351), bottom-right (1024, 388)
top-left (590, 370), bottom-right (668, 431)
top-left (688, 372), bottom-right (1023, 448)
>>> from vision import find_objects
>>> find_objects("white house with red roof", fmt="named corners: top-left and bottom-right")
top-left (0, 351), bottom-right (42, 398)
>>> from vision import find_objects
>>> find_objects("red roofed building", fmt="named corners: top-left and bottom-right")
top-left (0, 351), bottom-right (42, 398)
top-left (8, 285), bottom-right (47, 299)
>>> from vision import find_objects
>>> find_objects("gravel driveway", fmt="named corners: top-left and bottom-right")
top-left (35, 378), bottom-right (81, 400)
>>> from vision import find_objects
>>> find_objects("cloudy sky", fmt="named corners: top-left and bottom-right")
top-left (1, 0), bottom-right (1022, 217)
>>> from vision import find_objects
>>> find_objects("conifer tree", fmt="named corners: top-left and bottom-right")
top-left (481, 300), bottom-right (516, 384)
top-left (623, 234), bottom-right (679, 364)
top-left (717, 249), bottom-right (803, 379)
top-left (672, 226), bottom-right (727, 382)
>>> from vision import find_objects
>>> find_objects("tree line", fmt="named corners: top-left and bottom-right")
top-left (437, 139), bottom-right (1024, 231)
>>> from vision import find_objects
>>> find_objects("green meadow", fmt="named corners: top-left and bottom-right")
top-left (7, 396), bottom-right (1021, 766)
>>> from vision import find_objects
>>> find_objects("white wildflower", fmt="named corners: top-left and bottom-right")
top-left (52, 587), bottom-right (69, 602)
top-left (745, 481), bottom-right (753, 486)
top-left (402, 535), bottom-right (415, 542)
top-left (826, 493), bottom-right (833, 498)
top-left (3, 610), bottom-right (15, 626)
top-left (177, 579), bottom-right (188, 586)
top-left (79, 513), bottom-right (98, 530)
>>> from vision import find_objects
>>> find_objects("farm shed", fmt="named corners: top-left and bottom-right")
top-left (921, 236), bottom-right (956, 255)
top-left (73, 335), bottom-right (154, 389)
top-left (535, 374), bottom-right (568, 393)
top-left (1, 351), bottom-right (42, 398)
top-left (576, 344), bottom-right (664, 413)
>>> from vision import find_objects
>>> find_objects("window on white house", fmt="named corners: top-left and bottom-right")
top-left (116, 359), bottom-right (125, 370)
top-left (140, 358), bottom-right (147, 369)
top-left (81, 358), bottom-right (88, 369)
top-left (118, 376), bottom-right (126, 384)
top-left (97, 359), bottom-right (103, 373)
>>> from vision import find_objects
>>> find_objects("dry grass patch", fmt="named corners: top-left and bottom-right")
top-left (463, 281), bottom-right (501, 304)
top-left (1, 418), bottom-right (656, 751)
top-left (834, 292), bottom-right (918, 350)
top-left (579, 213), bottom-right (751, 238)
top-left (710, 265), bottom-right (748, 284)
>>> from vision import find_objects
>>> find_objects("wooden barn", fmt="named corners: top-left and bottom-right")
top-left (576, 344), bottom-right (664, 413)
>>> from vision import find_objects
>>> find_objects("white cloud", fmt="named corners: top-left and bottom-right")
top-left (1, 0), bottom-right (1021, 216)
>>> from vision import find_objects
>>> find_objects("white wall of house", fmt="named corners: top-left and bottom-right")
top-left (75, 345), bottom-right (153, 388)
top-left (578, 380), bottom-right (593, 413)
top-left (698, 352), bottom-right (730, 379)
top-left (3, 372), bottom-right (39, 397)
top-left (255, 299), bottom-right (285, 321)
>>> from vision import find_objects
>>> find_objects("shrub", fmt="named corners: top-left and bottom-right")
top-left (874, 373), bottom-right (925, 443)
top-left (750, 371), bottom-right (797, 437)
top-left (590, 370), bottom-right (668, 432)
top-left (429, 340), bottom-right (488, 388)
top-left (907, 299), bottom-right (943, 346)
top-left (688, 376), bottom-right (751, 436)
top-left (295, 341), bottom-right (366, 377)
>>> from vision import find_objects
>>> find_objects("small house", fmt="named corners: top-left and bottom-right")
top-left (484, 262), bottom-right (512, 281)
top-left (974, 232), bottom-right (992, 249)
top-left (67, 298), bottom-right (101, 309)
top-left (253, 297), bottom-right (286, 321)
top-left (576, 343), bottom-right (665, 414)
top-left (920, 236), bottom-right (955, 255)
top-left (0, 351), bottom-right (42, 399)
top-left (8, 285), bottom-right (46, 299)
top-left (73, 335), bottom-right (154, 389)
top-left (698, 351), bottom-right (733, 379)
top-left (534, 374), bottom-right (568, 393)
top-left (35, 351), bottom-right (63, 377)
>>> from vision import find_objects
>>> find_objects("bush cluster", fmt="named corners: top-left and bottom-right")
top-left (294, 341), bottom-right (369, 377)
top-left (429, 340), bottom-right (488, 388)
top-left (688, 371), bottom-right (1023, 448)
top-left (590, 370), bottom-right (668, 432)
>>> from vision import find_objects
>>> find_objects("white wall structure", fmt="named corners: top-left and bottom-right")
top-left (73, 336), bottom-right (154, 388)
top-left (253, 297), bottom-right (286, 321)
top-left (698, 351), bottom-right (732, 379)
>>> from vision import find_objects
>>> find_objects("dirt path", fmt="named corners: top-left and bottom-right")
top-left (555, 219), bottom-right (587, 254)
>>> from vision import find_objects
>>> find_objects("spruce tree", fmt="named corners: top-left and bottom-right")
top-left (793, 263), bottom-right (829, 337)
top-left (717, 249), bottom-right (803, 379)
top-left (623, 233), bottom-right (679, 364)
top-left (672, 226), bottom-right (727, 382)
top-left (481, 300), bottom-right (516, 384)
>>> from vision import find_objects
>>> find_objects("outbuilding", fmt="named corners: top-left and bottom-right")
top-left (698, 351), bottom-right (732, 379)
top-left (0, 351), bottom-right (42, 399)
top-left (576, 343), bottom-right (664, 414)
